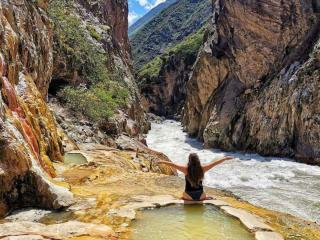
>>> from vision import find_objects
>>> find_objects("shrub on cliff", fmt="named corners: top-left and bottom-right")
top-left (48, 0), bottom-right (128, 121)
top-left (137, 27), bottom-right (206, 81)
top-left (49, 0), bottom-right (108, 84)
top-left (138, 56), bottom-right (163, 79)
top-left (58, 81), bottom-right (128, 121)
top-left (168, 27), bottom-right (206, 62)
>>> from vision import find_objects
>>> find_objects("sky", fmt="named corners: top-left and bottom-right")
top-left (128, 0), bottom-right (166, 26)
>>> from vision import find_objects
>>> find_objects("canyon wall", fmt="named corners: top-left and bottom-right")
top-left (0, 0), bottom-right (73, 217)
top-left (138, 27), bottom-right (206, 118)
top-left (133, 0), bottom-right (210, 118)
top-left (139, 53), bottom-right (192, 118)
top-left (0, 0), bottom-right (147, 217)
top-left (183, 0), bottom-right (320, 164)
top-left (49, 0), bottom-right (148, 143)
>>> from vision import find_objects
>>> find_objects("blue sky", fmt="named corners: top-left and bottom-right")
top-left (128, 0), bottom-right (166, 26)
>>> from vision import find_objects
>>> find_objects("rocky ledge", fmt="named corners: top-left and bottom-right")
top-left (1, 144), bottom-right (319, 240)
top-left (112, 195), bottom-right (283, 240)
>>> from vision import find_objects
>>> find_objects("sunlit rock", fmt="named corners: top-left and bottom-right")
top-left (0, 0), bottom-right (72, 216)
top-left (182, 0), bottom-right (320, 164)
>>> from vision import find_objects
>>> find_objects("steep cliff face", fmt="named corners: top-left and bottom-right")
top-left (0, 0), bottom-right (72, 217)
top-left (138, 28), bottom-right (206, 117)
top-left (103, 0), bottom-right (131, 62)
top-left (78, 0), bottom-right (131, 65)
top-left (140, 54), bottom-right (191, 117)
top-left (49, 0), bottom-right (148, 142)
top-left (183, 0), bottom-right (320, 164)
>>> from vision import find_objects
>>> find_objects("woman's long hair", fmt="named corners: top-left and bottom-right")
top-left (187, 153), bottom-right (204, 187)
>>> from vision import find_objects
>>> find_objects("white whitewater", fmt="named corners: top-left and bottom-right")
top-left (146, 120), bottom-right (320, 223)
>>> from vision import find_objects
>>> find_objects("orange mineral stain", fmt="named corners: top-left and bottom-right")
top-left (1, 76), bottom-right (55, 177)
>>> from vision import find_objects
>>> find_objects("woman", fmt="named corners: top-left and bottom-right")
top-left (158, 153), bottom-right (233, 201)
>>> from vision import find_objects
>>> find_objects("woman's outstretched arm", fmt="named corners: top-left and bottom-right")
top-left (202, 157), bottom-right (233, 172)
top-left (157, 161), bottom-right (188, 174)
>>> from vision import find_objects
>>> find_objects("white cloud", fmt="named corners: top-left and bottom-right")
top-left (137, 0), bottom-right (166, 10)
top-left (153, 0), bottom-right (167, 7)
top-left (128, 11), bottom-right (140, 26)
top-left (137, 0), bottom-right (149, 7)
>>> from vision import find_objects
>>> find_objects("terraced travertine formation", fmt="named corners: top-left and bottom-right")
top-left (1, 144), bottom-right (319, 239)
top-left (0, 0), bottom-right (146, 217)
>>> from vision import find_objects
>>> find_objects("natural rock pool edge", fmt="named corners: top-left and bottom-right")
top-left (110, 195), bottom-right (284, 240)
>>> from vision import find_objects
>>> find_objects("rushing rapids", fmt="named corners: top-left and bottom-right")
top-left (146, 120), bottom-right (320, 223)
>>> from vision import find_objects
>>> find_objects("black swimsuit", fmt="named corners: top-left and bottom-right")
top-left (185, 177), bottom-right (204, 201)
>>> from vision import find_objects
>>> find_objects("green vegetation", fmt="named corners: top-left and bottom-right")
top-left (138, 56), bottom-right (163, 79)
top-left (128, 0), bottom-right (177, 37)
top-left (168, 27), bottom-right (206, 59)
top-left (131, 0), bottom-right (211, 72)
top-left (87, 24), bottom-right (103, 41)
top-left (58, 82), bottom-right (128, 121)
top-left (48, 0), bottom-right (108, 84)
top-left (49, 0), bottom-right (128, 121)
top-left (137, 27), bottom-right (206, 80)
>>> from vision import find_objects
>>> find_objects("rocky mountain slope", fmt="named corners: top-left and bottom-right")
top-left (128, 0), bottom-right (177, 37)
top-left (130, 0), bottom-right (211, 71)
top-left (182, 0), bottom-right (320, 164)
top-left (138, 27), bottom-right (206, 117)
top-left (49, 0), bottom-right (148, 141)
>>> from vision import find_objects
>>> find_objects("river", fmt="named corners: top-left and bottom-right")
top-left (146, 120), bottom-right (320, 223)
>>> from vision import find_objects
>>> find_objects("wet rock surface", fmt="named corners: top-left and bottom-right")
top-left (5, 209), bottom-right (51, 223)
top-left (0, 0), bottom-right (149, 218)
top-left (0, 0), bottom-right (72, 217)
top-left (0, 221), bottom-right (114, 239)
top-left (1, 144), bottom-right (319, 239)
top-left (255, 231), bottom-right (284, 240)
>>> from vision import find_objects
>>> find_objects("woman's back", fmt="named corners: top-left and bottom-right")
top-left (185, 176), bottom-right (203, 192)
top-left (157, 153), bottom-right (233, 201)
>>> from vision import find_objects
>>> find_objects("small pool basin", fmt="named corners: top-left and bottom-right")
top-left (131, 205), bottom-right (255, 240)
top-left (63, 152), bottom-right (88, 165)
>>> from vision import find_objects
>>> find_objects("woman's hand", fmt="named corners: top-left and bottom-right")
top-left (157, 161), bottom-right (168, 165)
top-left (222, 156), bottom-right (234, 161)
top-left (203, 156), bottom-right (234, 172)
top-left (156, 161), bottom-right (188, 174)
